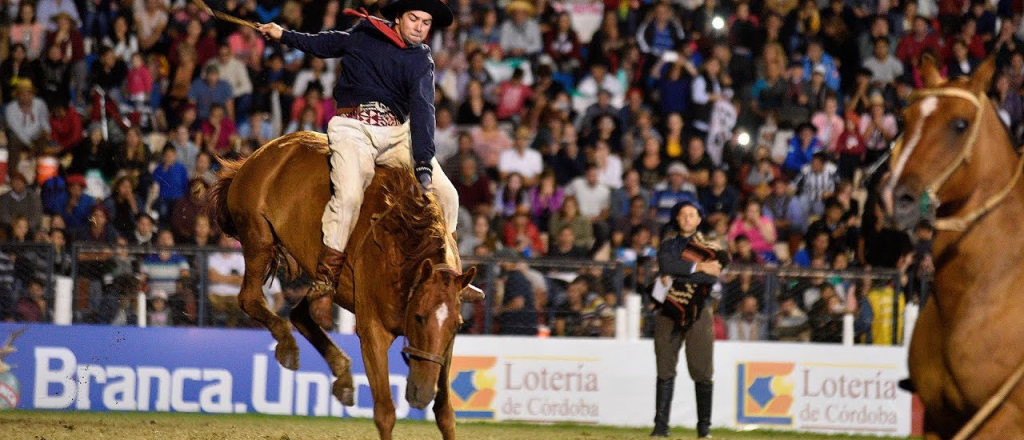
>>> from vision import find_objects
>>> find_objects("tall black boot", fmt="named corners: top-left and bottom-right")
top-left (650, 378), bottom-right (674, 437)
top-left (695, 381), bottom-right (713, 438)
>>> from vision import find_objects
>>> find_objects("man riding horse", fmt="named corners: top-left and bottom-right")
top-left (259, 0), bottom-right (469, 328)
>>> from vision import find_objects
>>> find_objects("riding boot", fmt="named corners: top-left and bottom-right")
top-left (695, 381), bottom-right (713, 438)
top-left (650, 377), bottom-right (674, 437)
top-left (308, 245), bottom-right (347, 330)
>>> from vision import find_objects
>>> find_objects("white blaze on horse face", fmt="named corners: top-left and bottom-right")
top-left (434, 303), bottom-right (449, 329)
top-left (889, 96), bottom-right (939, 192)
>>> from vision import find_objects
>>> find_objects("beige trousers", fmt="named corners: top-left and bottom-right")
top-left (322, 115), bottom-right (459, 252)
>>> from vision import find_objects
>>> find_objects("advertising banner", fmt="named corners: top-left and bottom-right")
top-left (0, 323), bottom-right (426, 420)
top-left (0, 324), bottom-right (912, 436)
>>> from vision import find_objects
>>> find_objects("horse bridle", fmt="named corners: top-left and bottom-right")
top-left (895, 88), bottom-right (1024, 439)
top-left (894, 87), bottom-right (1024, 232)
top-left (400, 263), bottom-right (462, 366)
top-left (349, 203), bottom-right (459, 367)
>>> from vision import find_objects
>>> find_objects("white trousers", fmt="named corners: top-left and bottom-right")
top-left (322, 115), bottom-right (459, 252)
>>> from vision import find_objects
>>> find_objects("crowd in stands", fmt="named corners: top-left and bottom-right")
top-left (1, 0), bottom-right (992, 340)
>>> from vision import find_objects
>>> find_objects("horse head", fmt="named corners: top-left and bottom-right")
top-left (402, 258), bottom-right (477, 409)
top-left (883, 55), bottom-right (1007, 232)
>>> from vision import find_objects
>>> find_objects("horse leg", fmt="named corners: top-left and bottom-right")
top-left (237, 221), bottom-right (300, 370)
top-left (289, 296), bottom-right (355, 406)
top-left (433, 341), bottom-right (457, 440)
top-left (359, 322), bottom-right (398, 440)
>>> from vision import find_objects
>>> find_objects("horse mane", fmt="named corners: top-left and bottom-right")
top-left (373, 170), bottom-right (449, 286)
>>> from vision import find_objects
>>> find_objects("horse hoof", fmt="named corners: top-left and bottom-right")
top-left (334, 382), bottom-right (355, 406)
top-left (275, 339), bottom-right (300, 370)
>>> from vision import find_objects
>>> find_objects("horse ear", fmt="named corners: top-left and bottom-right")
top-left (418, 259), bottom-right (433, 283)
top-left (920, 53), bottom-right (943, 88)
top-left (969, 56), bottom-right (997, 94)
top-left (459, 267), bottom-right (483, 302)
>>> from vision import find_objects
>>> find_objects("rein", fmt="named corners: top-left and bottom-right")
top-left (897, 87), bottom-right (1024, 438)
top-left (348, 200), bottom-right (454, 367)
top-left (897, 88), bottom-right (1024, 231)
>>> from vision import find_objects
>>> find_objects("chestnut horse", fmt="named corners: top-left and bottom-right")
top-left (208, 131), bottom-right (478, 440)
top-left (884, 56), bottom-right (1024, 439)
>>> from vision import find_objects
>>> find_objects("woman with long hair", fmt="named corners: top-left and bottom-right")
top-left (494, 172), bottom-right (529, 219)
top-left (548, 195), bottom-right (594, 249)
top-left (527, 170), bottom-right (564, 231)
top-left (10, 2), bottom-right (45, 60)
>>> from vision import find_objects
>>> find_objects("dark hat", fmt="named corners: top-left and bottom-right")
top-left (381, 0), bottom-right (454, 28)
top-left (670, 199), bottom-right (705, 220)
top-left (796, 121), bottom-right (817, 133)
top-left (65, 174), bottom-right (87, 187)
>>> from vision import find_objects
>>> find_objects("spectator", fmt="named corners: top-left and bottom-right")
top-left (575, 61), bottom-right (623, 116)
top-left (140, 229), bottom-right (189, 296)
top-left (207, 44), bottom-right (253, 122)
top-left (728, 199), bottom-right (777, 262)
top-left (471, 109), bottom-right (513, 174)
top-left (457, 79), bottom-right (496, 126)
top-left (190, 64), bottom-right (234, 122)
top-left (0, 171), bottom-right (43, 232)
top-left (499, 0), bottom-right (543, 58)
top-left (498, 262), bottom-right (539, 335)
top-left (498, 125), bottom-right (543, 184)
top-left (793, 151), bottom-right (839, 217)
top-left (809, 283), bottom-right (844, 343)
top-left (650, 162), bottom-right (697, 225)
top-left (68, 122), bottom-right (117, 180)
top-left (773, 294), bottom-right (810, 341)
top-left (727, 296), bottom-right (768, 341)
top-left (835, 114), bottom-right (866, 181)
top-left (565, 164), bottom-right (611, 245)
top-left (39, 44), bottom-right (72, 109)
top-left (503, 210), bottom-right (546, 257)
top-left (207, 234), bottom-right (246, 327)
top-left (48, 105), bottom-right (82, 153)
top-left (699, 168), bottom-right (740, 227)
top-left (863, 37), bottom-right (904, 87)
top-left (147, 289), bottom-right (171, 327)
top-left (528, 170), bottom-right (564, 231)
top-left (635, 2), bottom-right (685, 58)
top-left (134, 0), bottom-right (167, 53)
top-left (553, 275), bottom-right (614, 337)
top-left (192, 151), bottom-right (219, 188)
top-left (130, 213), bottom-right (156, 246)
top-left (593, 140), bottom-right (623, 189)
top-left (689, 58), bottom-right (724, 137)
top-left (545, 124), bottom-right (587, 185)
top-left (103, 176), bottom-right (144, 238)
top-left (102, 15), bottom-right (139, 63)
top-left (548, 195), bottom-right (594, 250)
top-left (151, 144), bottom-right (189, 224)
top-left (5, 80), bottom-right (50, 171)
top-left (494, 172), bottom-right (529, 219)
top-left (547, 226), bottom-right (590, 259)
top-left (794, 230), bottom-right (832, 267)
top-left (15, 277), bottom-right (49, 322)
top-left (633, 136), bottom-right (667, 190)
top-left (610, 169), bottom-right (651, 221)
top-left (452, 155), bottom-right (494, 217)
top-left (171, 179), bottom-right (211, 242)
top-left (783, 122), bottom-right (824, 176)
top-left (61, 174), bottom-right (94, 229)
top-left (543, 11), bottom-right (582, 73)
top-left (896, 15), bottom-right (941, 65)
top-left (859, 94), bottom-right (898, 165)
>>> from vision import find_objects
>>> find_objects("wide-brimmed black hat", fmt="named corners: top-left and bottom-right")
top-left (381, 0), bottom-right (454, 28)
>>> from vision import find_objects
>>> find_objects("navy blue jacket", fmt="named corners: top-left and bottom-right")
top-left (280, 19), bottom-right (436, 164)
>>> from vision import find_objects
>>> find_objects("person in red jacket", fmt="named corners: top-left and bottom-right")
top-left (896, 16), bottom-right (942, 65)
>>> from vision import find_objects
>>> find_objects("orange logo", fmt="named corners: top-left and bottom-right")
top-left (448, 356), bottom-right (497, 418)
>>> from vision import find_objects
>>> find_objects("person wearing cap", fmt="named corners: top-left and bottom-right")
top-left (651, 200), bottom-right (729, 438)
top-left (650, 161), bottom-right (698, 225)
top-left (498, 0), bottom-right (542, 58)
top-left (62, 173), bottom-right (96, 230)
top-left (0, 171), bottom-right (43, 233)
top-left (258, 0), bottom-right (464, 314)
top-left (4, 79), bottom-right (51, 172)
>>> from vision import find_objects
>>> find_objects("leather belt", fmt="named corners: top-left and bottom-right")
top-left (336, 102), bottom-right (401, 127)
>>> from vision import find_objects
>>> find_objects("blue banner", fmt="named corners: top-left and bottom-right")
top-left (0, 323), bottom-right (426, 419)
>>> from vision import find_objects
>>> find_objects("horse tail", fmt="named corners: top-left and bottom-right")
top-left (209, 157), bottom-right (245, 238)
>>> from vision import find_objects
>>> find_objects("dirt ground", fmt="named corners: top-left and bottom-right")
top-left (0, 411), bottom-right (914, 440)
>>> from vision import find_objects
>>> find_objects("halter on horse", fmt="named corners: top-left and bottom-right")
top-left (884, 56), bottom-right (1024, 439)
